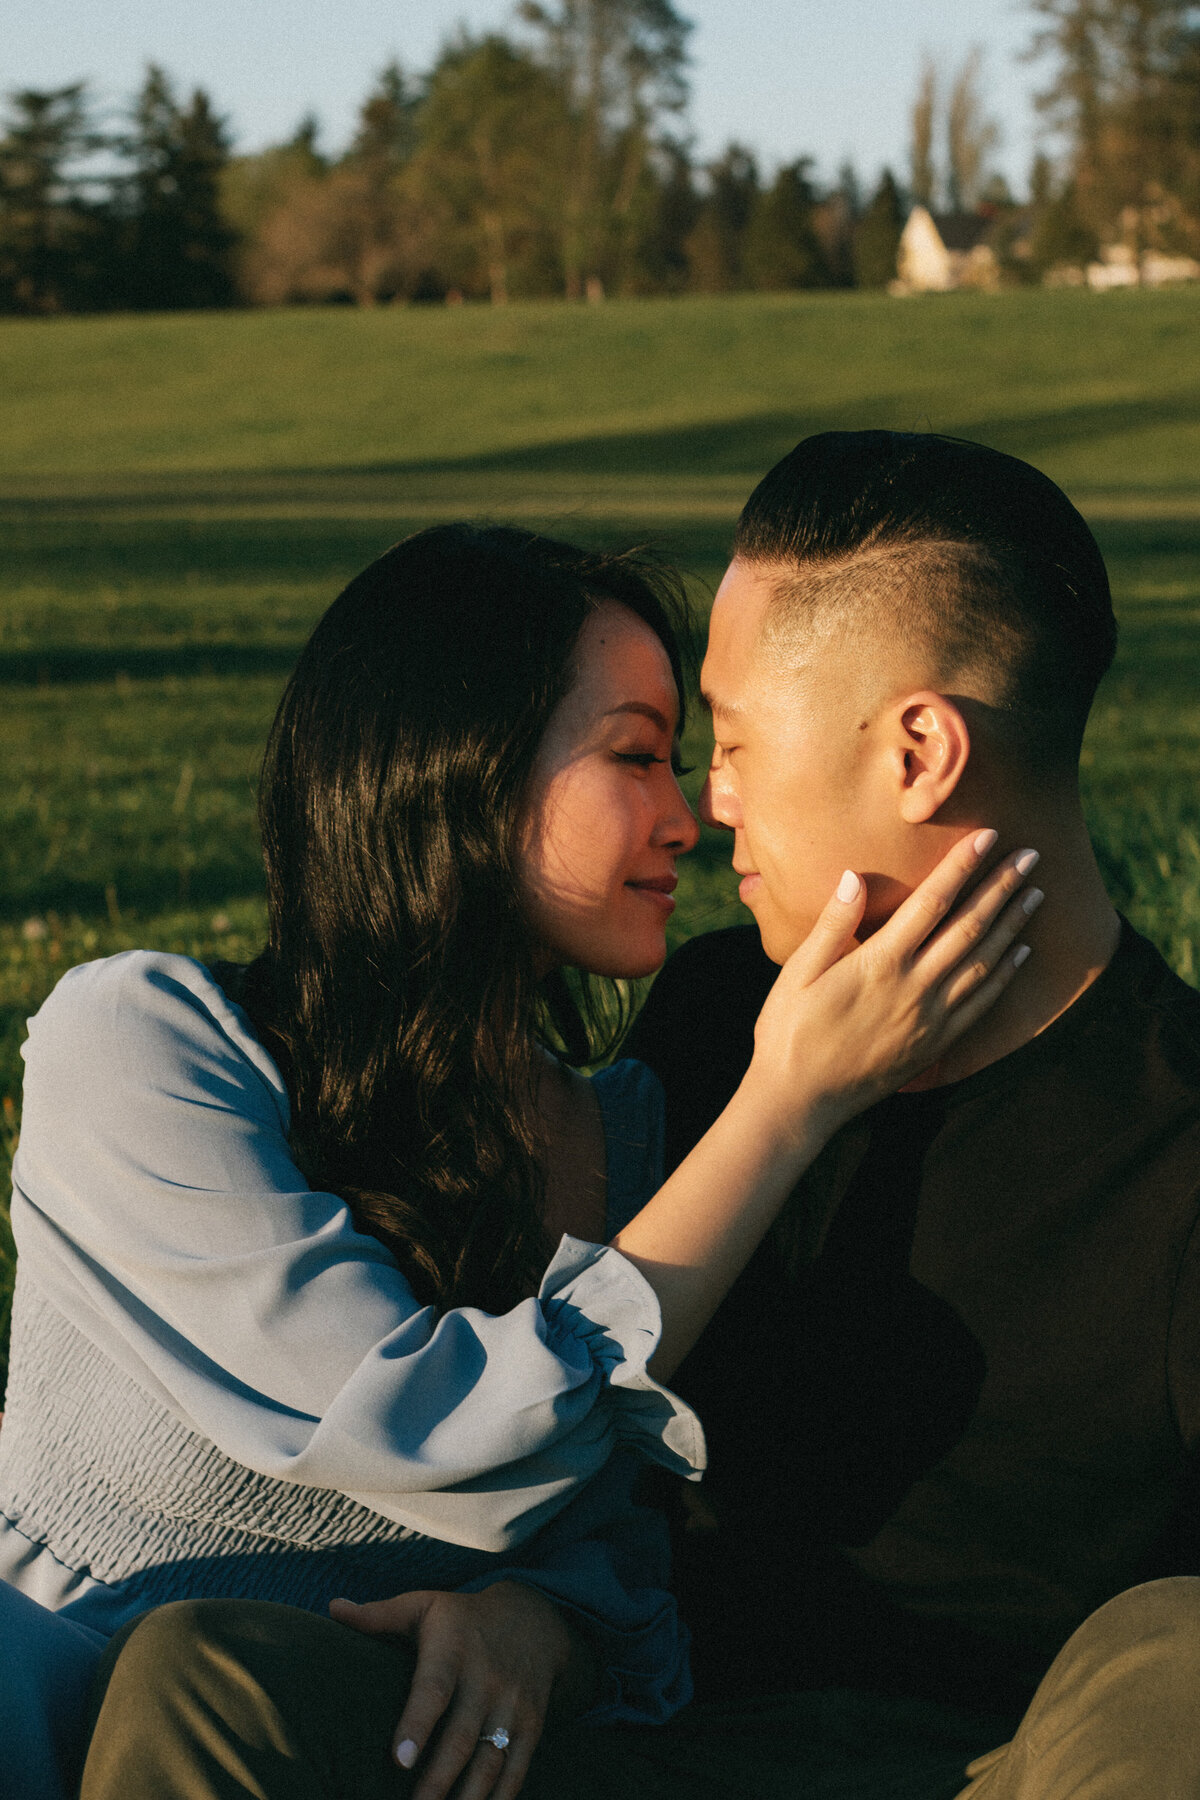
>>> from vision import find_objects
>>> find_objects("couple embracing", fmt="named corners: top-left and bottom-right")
top-left (2, 432), bottom-right (1199, 1800)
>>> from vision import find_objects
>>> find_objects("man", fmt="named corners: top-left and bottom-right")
top-left (78, 435), bottom-right (1200, 1798)
top-left (604, 430), bottom-right (1200, 1796)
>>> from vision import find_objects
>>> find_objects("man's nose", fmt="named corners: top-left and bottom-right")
top-left (698, 771), bottom-right (731, 831)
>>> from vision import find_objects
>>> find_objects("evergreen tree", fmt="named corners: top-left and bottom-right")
top-left (854, 168), bottom-right (906, 287)
top-left (685, 142), bottom-right (757, 290)
top-left (1027, 169), bottom-right (1100, 272)
top-left (814, 167), bottom-right (862, 288)
top-left (285, 115), bottom-right (327, 177)
top-left (836, 160), bottom-right (863, 219)
top-left (121, 67), bottom-right (237, 309)
top-left (347, 62), bottom-right (421, 182)
top-left (743, 159), bottom-right (829, 289)
top-left (0, 84), bottom-right (107, 311)
top-left (629, 136), bottom-right (698, 291)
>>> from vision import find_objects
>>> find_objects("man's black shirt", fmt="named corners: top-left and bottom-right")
top-left (627, 920), bottom-right (1200, 1713)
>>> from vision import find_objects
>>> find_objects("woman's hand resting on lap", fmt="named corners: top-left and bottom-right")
top-left (329, 1583), bottom-right (597, 1800)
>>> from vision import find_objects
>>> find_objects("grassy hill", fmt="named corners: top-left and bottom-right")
top-left (4, 284), bottom-right (1200, 1380)
top-left (6, 288), bottom-right (1200, 491)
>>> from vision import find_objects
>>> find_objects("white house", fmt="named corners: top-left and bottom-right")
top-left (891, 206), bottom-right (1000, 294)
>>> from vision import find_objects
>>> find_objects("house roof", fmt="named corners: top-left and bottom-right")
top-left (931, 212), bottom-right (994, 252)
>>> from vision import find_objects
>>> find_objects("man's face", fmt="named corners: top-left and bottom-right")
top-left (700, 559), bottom-right (905, 962)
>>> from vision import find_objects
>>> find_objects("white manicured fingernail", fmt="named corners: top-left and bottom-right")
top-left (396, 1739), bottom-right (419, 1769)
top-left (1013, 944), bottom-right (1032, 967)
top-left (1014, 848), bottom-right (1039, 876)
top-left (1022, 887), bottom-right (1044, 915)
top-left (973, 828), bottom-right (998, 856)
top-left (836, 869), bottom-right (860, 904)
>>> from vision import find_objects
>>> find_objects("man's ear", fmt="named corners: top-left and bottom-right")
top-left (891, 691), bottom-right (971, 823)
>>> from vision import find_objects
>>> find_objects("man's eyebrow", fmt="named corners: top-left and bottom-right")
top-left (700, 689), bottom-right (744, 721)
top-left (604, 701), bottom-right (674, 730)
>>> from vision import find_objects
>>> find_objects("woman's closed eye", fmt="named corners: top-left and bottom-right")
top-left (615, 750), bottom-right (667, 768)
top-left (613, 749), bottom-right (695, 775)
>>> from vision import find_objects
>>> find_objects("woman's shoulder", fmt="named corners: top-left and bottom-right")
top-left (30, 950), bottom-right (242, 1059)
top-left (24, 950), bottom-right (286, 1117)
top-left (591, 1056), bottom-right (665, 1129)
top-left (36, 947), bottom-right (227, 1021)
top-left (591, 1058), bottom-right (665, 1233)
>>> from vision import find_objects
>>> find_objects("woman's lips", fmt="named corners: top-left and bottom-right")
top-left (627, 878), bottom-right (677, 913)
top-left (738, 872), bottom-right (763, 903)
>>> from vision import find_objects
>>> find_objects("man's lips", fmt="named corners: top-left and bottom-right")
top-left (736, 870), bottom-right (763, 902)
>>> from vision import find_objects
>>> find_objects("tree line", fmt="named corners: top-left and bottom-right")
top-left (0, 0), bottom-right (911, 314)
top-left (6, 0), bottom-right (1200, 313)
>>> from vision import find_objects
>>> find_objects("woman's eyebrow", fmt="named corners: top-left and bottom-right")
top-left (604, 701), bottom-right (673, 730)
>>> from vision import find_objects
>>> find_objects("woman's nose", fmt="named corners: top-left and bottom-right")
top-left (657, 780), bottom-right (700, 851)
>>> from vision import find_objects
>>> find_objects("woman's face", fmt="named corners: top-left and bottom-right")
top-left (520, 600), bottom-right (700, 978)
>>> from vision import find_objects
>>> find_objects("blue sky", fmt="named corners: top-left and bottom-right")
top-left (8, 1), bottom-right (1043, 193)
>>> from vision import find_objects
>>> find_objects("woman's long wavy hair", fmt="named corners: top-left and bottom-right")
top-left (243, 524), bottom-right (690, 1317)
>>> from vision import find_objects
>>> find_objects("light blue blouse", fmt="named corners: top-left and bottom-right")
top-left (0, 951), bottom-right (706, 1799)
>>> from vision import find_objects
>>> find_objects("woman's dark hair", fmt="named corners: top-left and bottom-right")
top-left (243, 523), bottom-right (690, 1316)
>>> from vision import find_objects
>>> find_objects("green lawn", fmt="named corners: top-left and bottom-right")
top-left (4, 286), bottom-right (1200, 1386)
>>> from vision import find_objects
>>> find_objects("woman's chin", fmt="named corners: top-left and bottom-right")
top-left (578, 932), bottom-right (669, 982)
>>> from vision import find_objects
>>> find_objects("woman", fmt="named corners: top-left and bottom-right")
top-left (0, 526), bottom-right (1036, 1800)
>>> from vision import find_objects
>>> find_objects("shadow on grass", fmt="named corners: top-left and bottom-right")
top-left (1, 392), bottom-right (1199, 602)
top-left (0, 644), bottom-right (303, 686)
top-left (4, 384), bottom-right (1200, 510)
top-left (0, 513), bottom-right (734, 597)
top-left (0, 860), bottom-right (267, 927)
top-left (369, 389), bottom-right (1200, 479)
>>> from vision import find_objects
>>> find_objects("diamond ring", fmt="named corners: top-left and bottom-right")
top-left (479, 1728), bottom-right (511, 1753)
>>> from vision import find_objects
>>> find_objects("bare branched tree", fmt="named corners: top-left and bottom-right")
top-left (946, 46), bottom-right (1000, 212)
top-left (518, 0), bottom-right (692, 297)
top-left (910, 56), bottom-right (937, 208)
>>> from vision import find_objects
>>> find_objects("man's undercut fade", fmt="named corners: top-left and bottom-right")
top-left (733, 431), bottom-right (1117, 775)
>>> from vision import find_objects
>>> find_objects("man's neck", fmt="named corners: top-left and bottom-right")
top-left (903, 798), bottom-right (1121, 1090)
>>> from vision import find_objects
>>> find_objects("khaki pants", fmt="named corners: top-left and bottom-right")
top-left (955, 1578), bottom-right (1200, 1800)
top-left (78, 1578), bottom-right (1200, 1799)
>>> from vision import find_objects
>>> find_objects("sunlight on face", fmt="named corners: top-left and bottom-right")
top-left (520, 601), bottom-right (700, 978)
top-left (700, 559), bottom-right (899, 962)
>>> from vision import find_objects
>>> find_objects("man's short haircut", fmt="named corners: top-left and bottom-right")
top-left (733, 431), bottom-right (1117, 774)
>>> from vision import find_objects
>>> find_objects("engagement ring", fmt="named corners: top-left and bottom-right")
top-left (479, 1728), bottom-right (511, 1752)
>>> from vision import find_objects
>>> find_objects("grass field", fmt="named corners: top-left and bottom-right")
top-left (4, 285), bottom-right (1200, 1387)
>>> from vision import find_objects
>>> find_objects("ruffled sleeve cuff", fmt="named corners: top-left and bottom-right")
top-left (538, 1235), bottom-right (705, 1480)
top-left (456, 1448), bottom-right (694, 1725)
top-left (460, 1562), bottom-right (693, 1725)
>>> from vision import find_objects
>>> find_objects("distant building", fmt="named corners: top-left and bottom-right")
top-left (891, 206), bottom-right (1000, 294)
top-left (1084, 242), bottom-right (1200, 289)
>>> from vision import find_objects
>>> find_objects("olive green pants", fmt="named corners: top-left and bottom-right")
top-left (78, 1578), bottom-right (1200, 1800)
